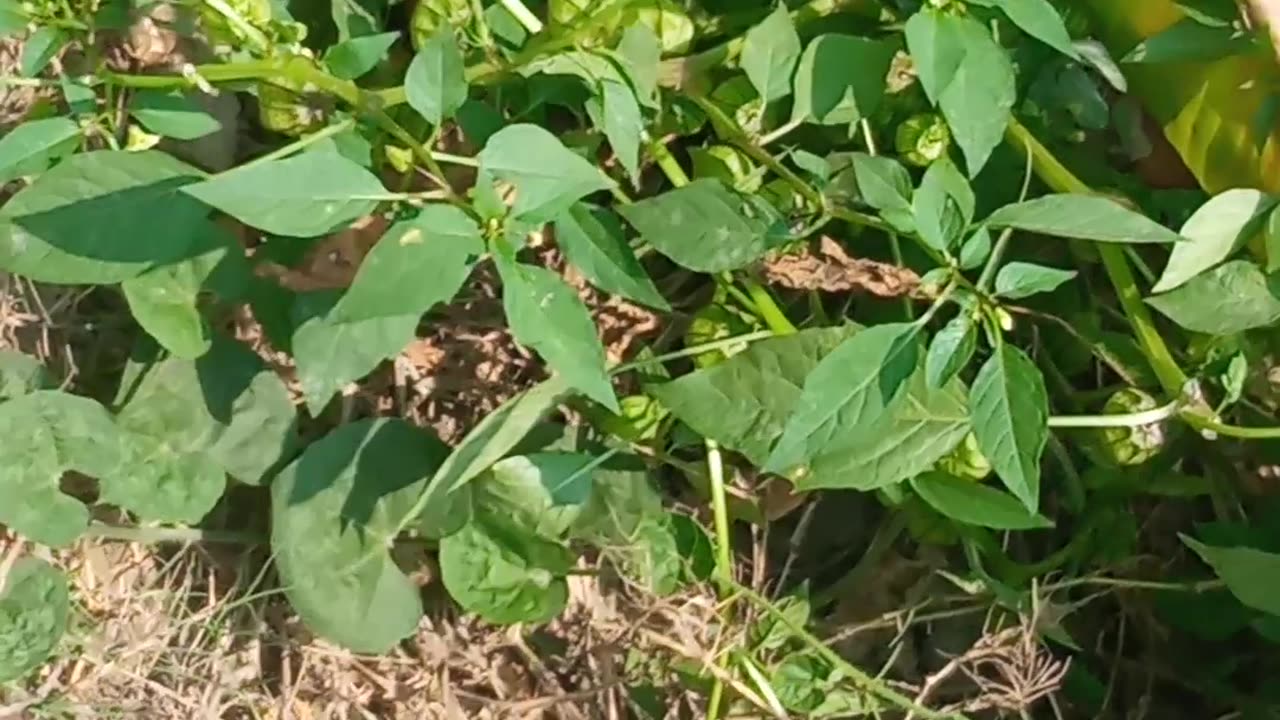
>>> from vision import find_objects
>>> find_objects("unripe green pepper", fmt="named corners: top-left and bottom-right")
top-left (1095, 388), bottom-right (1167, 466)
top-left (257, 82), bottom-right (328, 136)
top-left (411, 0), bottom-right (473, 50)
top-left (895, 112), bottom-right (951, 167)
top-left (935, 432), bottom-right (992, 482)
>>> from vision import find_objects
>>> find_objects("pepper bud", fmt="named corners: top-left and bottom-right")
top-left (935, 432), bottom-right (992, 481)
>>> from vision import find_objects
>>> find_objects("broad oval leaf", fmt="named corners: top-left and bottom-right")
top-left (791, 34), bottom-right (896, 126)
top-left (936, 15), bottom-right (1016, 175)
top-left (325, 31), bottom-right (400, 80)
top-left (0, 558), bottom-right (68, 683)
top-left (0, 116), bottom-right (79, 182)
top-left (911, 472), bottom-right (1053, 530)
top-left (129, 90), bottom-right (223, 140)
top-left (1120, 18), bottom-right (1253, 64)
top-left (904, 9), bottom-right (966, 104)
top-left (766, 323), bottom-right (921, 475)
top-left (478, 124), bottom-right (613, 222)
top-left (650, 327), bottom-right (853, 467)
top-left (993, 261), bottom-right (1078, 299)
top-left (272, 419), bottom-right (448, 653)
top-left (333, 205), bottom-right (484, 322)
top-left (554, 202), bottom-right (668, 310)
top-left (0, 391), bottom-right (123, 546)
top-left (740, 3), bottom-right (802, 103)
top-left (985, 194), bottom-right (1183, 243)
top-left (913, 157), bottom-right (974, 251)
top-left (182, 151), bottom-right (394, 237)
top-left (1147, 260), bottom-right (1280, 334)
top-left (968, 0), bottom-right (1079, 59)
top-left (496, 253), bottom-right (618, 412)
top-left (438, 517), bottom-right (573, 624)
top-left (618, 178), bottom-right (790, 272)
top-left (1153, 189), bottom-right (1276, 293)
top-left (969, 345), bottom-right (1049, 512)
top-left (0, 150), bottom-right (210, 283)
top-left (406, 23), bottom-right (467, 124)
top-left (480, 453), bottom-right (597, 539)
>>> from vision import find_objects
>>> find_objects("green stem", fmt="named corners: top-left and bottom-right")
top-left (1181, 414), bottom-right (1280, 439)
top-left (1004, 118), bottom-right (1188, 395)
top-left (745, 280), bottom-right (798, 334)
top-left (706, 438), bottom-right (733, 720)
top-left (610, 330), bottom-right (776, 374)
top-left (1047, 400), bottom-right (1180, 428)
top-left (233, 117), bottom-right (357, 172)
top-left (499, 0), bottom-right (544, 33)
top-left (86, 523), bottom-right (262, 544)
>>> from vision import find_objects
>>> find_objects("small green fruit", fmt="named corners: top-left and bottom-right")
top-left (685, 302), bottom-right (754, 369)
top-left (633, 1), bottom-right (695, 54)
top-left (1096, 388), bottom-right (1167, 466)
top-left (411, 0), bottom-right (472, 50)
top-left (894, 112), bottom-right (951, 167)
top-left (257, 82), bottom-right (328, 136)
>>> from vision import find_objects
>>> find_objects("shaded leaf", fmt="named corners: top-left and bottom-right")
top-left (19, 26), bottom-right (62, 77)
top-left (969, 0), bottom-right (1079, 58)
top-left (851, 153), bottom-right (914, 231)
top-left (650, 327), bottom-right (852, 467)
top-left (985, 194), bottom-right (1182, 243)
top-left (129, 90), bottom-right (223, 140)
top-left (926, 314), bottom-right (976, 388)
top-left (618, 178), bottom-right (790, 272)
top-left (740, 3), bottom-right (802, 103)
top-left (1121, 18), bottom-right (1253, 64)
top-left (766, 323), bottom-right (920, 474)
top-left (439, 516), bottom-right (573, 624)
top-left (1147, 260), bottom-right (1280, 334)
top-left (325, 31), bottom-right (400, 79)
top-left (572, 459), bottom-right (682, 595)
top-left (183, 152), bottom-right (393, 237)
top-left (0, 350), bottom-right (49, 400)
top-left (1153, 189), bottom-right (1276, 292)
top-left (0, 558), bottom-right (68, 683)
top-left (406, 23), bottom-right (467, 124)
top-left (587, 79), bottom-right (643, 185)
top-left (479, 453), bottom-right (597, 539)
top-left (791, 34), bottom-right (896, 125)
top-left (272, 419), bottom-right (447, 652)
top-left (970, 345), bottom-right (1048, 511)
top-left (554, 202), bottom-right (667, 310)
top-left (0, 150), bottom-right (210, 283)
top-left (496, 253), bottom-right (617, 412)
top-left (911, 472), bottom-right (1053, 530)
top-left (478, 124), bottom-right (613, 222)
top-left (913, 157), bottom-right (974, 251)
top-left (1183, 536), bottom-right (1280, 616)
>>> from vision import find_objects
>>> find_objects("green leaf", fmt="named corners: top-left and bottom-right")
top-left (959, 226), bottom-right (992, 269)
top-left (0, 116), bottom-right (80, 182)
top-left (128, 90), bottom-right (223, 140)
top-left (0, 391), bottom-right (123, 546)
top-left (1266, 204), bottom-right (1280, 273)
top-left (619, 178), bottom-right (790, 272)
top-left (121, 224), bottom-right (246, 359)
top-left (0, 349), bottom-right (50, 400)
top-left (324, 31), bottom-right (400, 80)
top-left (740, 3), bottom-right (802, 103)
top-left (1183, 536), bottom-right (1280, 616)
top-left (1147, 260), bottom-right (1280, 334)
top-left (272, 419), bottom-right (447, 652)
top-left (1121, 18), bottom-right (1253, 64)
top-left (478, 124), bottom-right (613, 222)
top-left (182, 152), bottom-right (393, 237)
top-left (650, 327), bottom-right (852, 467)
top-left (290, 291), bottom-right (419, 414)
top-left (439, 516), bottom-right (573, 624)
top-left (791, 34), bottom-right (896, 125)
top-left (478, 453), bottom-right (597, 539)
top-left (985, 194), bottom-right (1183, 243)
top-left (418, 376), bottom-right (571, 526)
top-left (926, 314), bottom-right (976, 388)
top-left (0, 150), bottom-right (210, 283)
top-left (616, 24), bottom-right (661, 106)
top-left (911, 472), bottom-right (1053, 530)
top-left (333, 206), bottom-right (483, 322)
top-left (1153, 189), bottom-right (1276, 293)
top-left (496, 253), bottom-right (618, 412)
top-left (0, 558), bottom-right (68, 683)
top-left (0, 0), bottom-right (27, 35)
top-left (406, 23), bottom-right (467, 124)
top-left (799, 370), bottom-right (970, 490)
top-left (571, 459), bottom-right (682, 594)
top-left (904, 9), bottom-right (965, 104)
top-left (936, 16), bottom-right (1016, 175)
top-left (766, 323), bottom-right (921, 474)
top-left (20, 26), bottom-right (63, 77)
top-left (968, 0), bottom-right (1079, 59)
top-left (970, 345), bottom-right (1048, 512)
top-left (851, 153), bottom-right (914, 231)
top-left (993, 261), bottom-right (1078, 299)
top-left (587, 79), bottom-right (643, 185)
top-left (554, 202), bottom-right (668, 310)
top-left (913, 157), bottom-right (974, 251)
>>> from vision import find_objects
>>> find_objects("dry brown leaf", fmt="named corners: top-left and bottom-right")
top-left (760, 235), bottom-right (920, 297)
